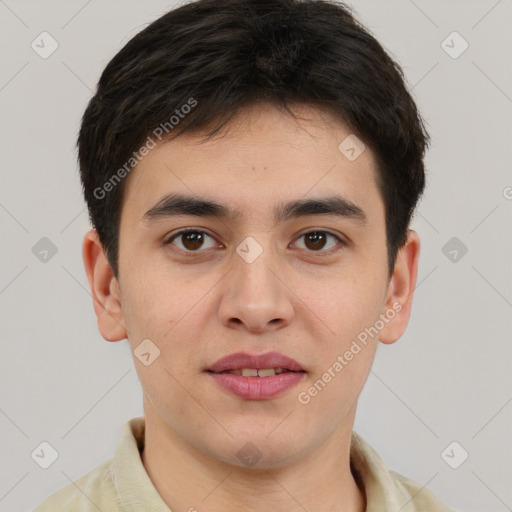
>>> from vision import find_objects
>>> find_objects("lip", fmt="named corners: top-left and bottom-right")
top-left (206, 351), bottom-right (305, 373)
top-left (207, 371), bottom-right (305, 400)
top-left (205, 351), bottom-right (306, 400)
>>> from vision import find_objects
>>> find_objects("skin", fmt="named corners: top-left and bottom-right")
top-left (83, 102), bottom-right (420, 512)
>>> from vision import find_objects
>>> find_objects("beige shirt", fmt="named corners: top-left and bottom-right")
top-left (34, 416), bottom-right (454, 512)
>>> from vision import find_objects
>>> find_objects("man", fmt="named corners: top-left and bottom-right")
top-left (34, 0), bottom-right (454, 510)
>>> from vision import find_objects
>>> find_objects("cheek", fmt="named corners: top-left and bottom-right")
top-left (120, 264), bottom-right (186, 336)
top-left (296, 271), bottom-right (384, 402)
top-left (304, 268), bottom-right (385, 334)
top-left (295, 289), bottom-right (381, 429)
top-left (123, 277), bottom-right (196, 420)
top-left (300, 343), bottom-right (377, 434)
top-left (120, 267), bottom-right (213, 379)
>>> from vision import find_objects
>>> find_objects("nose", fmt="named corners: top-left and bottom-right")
top-left (218, 245), bottom-right (295, 334)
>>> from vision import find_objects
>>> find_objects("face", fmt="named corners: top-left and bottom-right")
top-left (84, 102), bottom-right (419, 468)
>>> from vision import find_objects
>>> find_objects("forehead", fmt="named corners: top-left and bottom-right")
top-left (121, 102), bottom-right (382, 223)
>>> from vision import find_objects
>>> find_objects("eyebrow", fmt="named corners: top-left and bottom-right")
top-left (142, 193), bottom-right (367, 225)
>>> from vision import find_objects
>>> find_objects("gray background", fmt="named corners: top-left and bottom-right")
top-left (0, 0), bottom-right (510, 511)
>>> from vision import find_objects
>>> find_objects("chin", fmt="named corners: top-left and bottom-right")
top-left (202, 429), bottom-right (309, 470)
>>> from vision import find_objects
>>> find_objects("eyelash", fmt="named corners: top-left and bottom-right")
top-left (163, 228), bottom-right (346, 257)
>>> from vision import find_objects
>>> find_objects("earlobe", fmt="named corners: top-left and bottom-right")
top-left (82, 228), bottom-right (127, 342)
top-left (378, 229), bottom-right (420, 345)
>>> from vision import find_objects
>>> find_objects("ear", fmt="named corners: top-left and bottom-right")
top-left (82, 228), bottom-right (127, 342)
top-left (378, 229), bottom-right (420, 345)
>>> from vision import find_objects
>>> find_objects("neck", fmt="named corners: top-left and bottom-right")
top-left (141, 404), bottom-right (366, 512)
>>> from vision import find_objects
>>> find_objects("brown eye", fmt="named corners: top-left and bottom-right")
top-left (294, 231), bottom-right (343, 252)
top-left (304, 232), bottom-right (327, 250)
top-left (181, 231), bottom-right (205, 250)
top-left (166, 230), bottom-right (217, 252)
